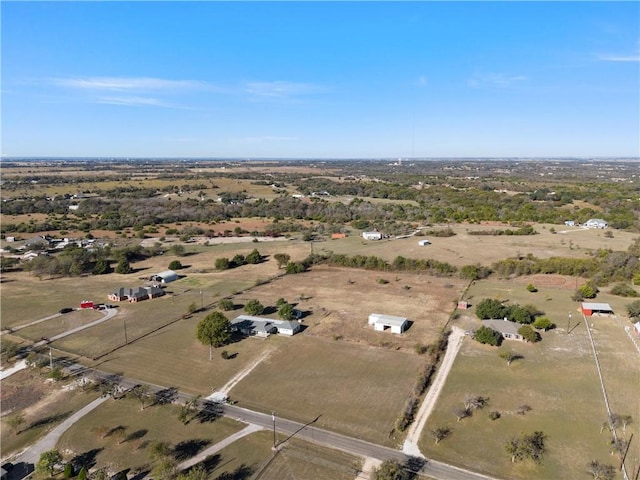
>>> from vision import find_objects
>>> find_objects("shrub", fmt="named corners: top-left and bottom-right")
top-left (168, 260), bottom-right (183, 270)
top-left (217, 299), bottom-right (234, 311)
top-left (532, 317), bottom-right (554, 331)
top-left (610, 283), bottom-right (638, 297)
top-left (377, 278), bottom-right (389, 284)
top-left (526, 283), bottom-right (538, 293)
top-left (215, 257), bottom-right (230, 270)
top-left (221, 350), bottom-right (229, 360)
top-left (518, 325), bottom-right (541, 342)
top-left (244, 299), bottom-right (264, 316)
top-left (578, 282), bottom-right (598, 299)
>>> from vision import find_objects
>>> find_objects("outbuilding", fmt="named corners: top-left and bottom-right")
top-left (581, 302), bottom-right (614, 316)
top-left (368, 313), bottom-right (408, 334)
top-left (150, 270), bottom-right (179, 284)
top-left (584, 218), bottom-right (608, 229)
top-left (362, 231), bottom-right (383, 241)
top-left (418, 239), bottom-right (431, 246)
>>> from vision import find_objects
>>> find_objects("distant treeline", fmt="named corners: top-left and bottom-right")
top-left (468, 225), bottom-right (537, 236)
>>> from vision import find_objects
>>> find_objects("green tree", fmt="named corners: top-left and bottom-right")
top-left (610, 283), bottom-right (638, 297)
top-left (217, 298), bottom-right (234, 311)
top-left (177, 465), bottom-right (208, 480)
top-left (244, 299), bottom-right (264, 316)
top-left (518, 325), bottom-right (541, 342)
top-left (505, 431), bottom-right (547, 463)
top-left (231, 254), bottom-right (246, 267)
top-left (63, 463), bottom-right (74, 478)
top-left (77, 467), bottom-right (88, 480)
top-left (532, 317), bottom-right (554, 331)
top-left (36, 450), bottom-right (63, 477)
top-left (168, 260), bottom-right (183, 270)
top-left (196, 311), bottom-right (231, 360)
top-left (475, 298), bottom-right (506, 320)
top-left (373, 459), bottom-right (408, 480)
top-left (626, 299), bottom-right (640, 318)
top-left (499, 351), bottom-right (522, 366)
top-left (474, 325), bottom-right (502, 346)
top-left (278, 302), bottom-right (294, 320)
top-left (115, 258), bottom-right (132, 274)
top-left (7, 413), bottom-right (25, 435)
top-left (578, 282), bottom-right (598, 299)
top-left (169, 244), bottom-right (185, 256)
top-left (285, 261), bottom-right (307, 274)
top-left (151, 458), bottom-right (177, 480)
top-left (92, 258), bottom-right (112, 275)
top-left (274, 253), bottom-right (291, 269)
top-left (128, 384), bottom-right (152, 410)
top-left (215, 257), bottom-right (230, 270)
top-left (245, 248), bottom-right (261, 264)
top-left (430, 426), bottom-right (452, 445)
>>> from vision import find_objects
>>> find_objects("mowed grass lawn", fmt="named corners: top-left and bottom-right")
top-left (57, 395), bottom-right (245, 476)
top-left (230, 335), bottom-right (425, 447)
top-left (420, 277), bottom-right (640, 479)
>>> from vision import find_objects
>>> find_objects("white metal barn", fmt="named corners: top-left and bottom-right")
top-left (362, 231), bottom-right (383, 240)
top-left (368, 313), bottom-right (408, 334)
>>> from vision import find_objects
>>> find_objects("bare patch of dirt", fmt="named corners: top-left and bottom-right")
top-left (0, 369), bottom-right (57, 416)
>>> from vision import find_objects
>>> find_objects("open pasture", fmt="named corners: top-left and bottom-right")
top-left (318, 223), bottom-right (636, 268)
top-left (229, 334), bottom-right (425, 446)
top-left (420, 277), bottom-right (640, 479)
top-left (236, 265), bottom-right (466, 351)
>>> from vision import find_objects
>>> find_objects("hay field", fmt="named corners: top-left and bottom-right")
top-left (419, 277), bottom-right (640, 479)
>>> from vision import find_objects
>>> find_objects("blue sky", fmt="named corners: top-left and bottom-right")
top-left (2, 1), bottom-right (639, 158)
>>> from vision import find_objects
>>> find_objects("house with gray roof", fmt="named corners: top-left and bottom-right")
top-left (481, 319), bottom-right (524, 342)
top-left (231, 315), bottom-right (301, 337)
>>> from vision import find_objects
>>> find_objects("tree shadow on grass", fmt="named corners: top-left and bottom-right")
top-left (154, 387), bottom-right (178, 405)
top-left (124, 429), bottom-right (148, 443)
top-left (216, 464), bottom-right (254, 480)
top-left (70, 448), bottom-right (103, 471)
top-left (195, 401), bottom-right (222, 423)
top-left (173, 439), bottom-right (212, 462)
top-left (199, 453), bottom-right (222, 473)
top-left (25, 411), bottom-right (72, 431)
top-left (129, 469), bottom-right (150, 480)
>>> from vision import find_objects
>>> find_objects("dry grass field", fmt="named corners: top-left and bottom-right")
top-left (318, 223), bottom-right (637, 268)
top-left (418, 277), bottom-right (640, 480)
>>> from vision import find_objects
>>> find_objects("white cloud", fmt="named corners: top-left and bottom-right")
top-left (97, 96), bottom-right (168, 107)
top-left (468, 72), bottom-right (527, 88)
top-left (596, 54), bottom-right (640, 62)
top-left (244, 81), bottom-right (325, 98)
top-left (52, 76), bottom-right (215, 91)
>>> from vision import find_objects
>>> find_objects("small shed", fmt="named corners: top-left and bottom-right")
top-left (362, 231), bottom-right (382, 241)
top-left (151, 270), bottom-right (179, 284)
top-left (368, 313), bottom-right (408, 334)
top-left (581, 302), bottom-right (614, 316)
top-left (418, 239), bottom-right (431, 246)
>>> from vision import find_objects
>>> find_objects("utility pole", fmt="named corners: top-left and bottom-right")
top-left (124, 318), bottom-right (128, 345)
top-left (49, 347), bottom-right (53, 370)
top-left (567, 312), bottom-right (572, 334)
top-left (200, 290), bottom-right (203, 310)
top-left (272, 412), bottom-right (276, 448)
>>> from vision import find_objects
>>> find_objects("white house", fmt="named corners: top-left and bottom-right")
top-left (230, 315), bottom-right (300, 337)
top-left (368, 313), bottom-right (408, 334)
top-left (276, 321), bottom-right (301, 336)
top-left (418, 239), bottom-right (431, 246)
top-left (584, 218), bottom-right (608, 229)
top-left (362, 231), bottom-right (382, 240)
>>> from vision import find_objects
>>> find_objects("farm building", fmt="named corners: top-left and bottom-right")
top-left (362, 231), bottom-right (383, 241)
top-left (581, 302), bottom-right (614, 316)
top-left (149, 270), bottom-right (179, 284)
top-left (368, 313), bottom-right (408, 334)
top-left (331, 233), bottom-right (347, 239)
top-left (418, 239), bottom-right (431, 246)
top-left (230, 315), bottom-right (301, 337)
top-left (584, 218), bottom-right (608, 229)
top-left (481, 319), bottom-right (524, 342)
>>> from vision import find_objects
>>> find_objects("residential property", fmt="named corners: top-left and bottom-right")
top-left (108, 285), bottom-right (164, 303)
top-left (481, 319), bottom-right (524, 342)
top-left (230, 315), bottom-right (301, 337)
top-left (581, 302), bottom-right (614, 316)
top-left (368, 313), bottom-right (408, 334)
top-left (149, 270), bottom-right (179, 284)
top-left (418, 239), bottom-right (431, 246)
top-left (584, 218), bottom-right (608, 229)
top-left (362, 231), bottom-right (382, 241)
